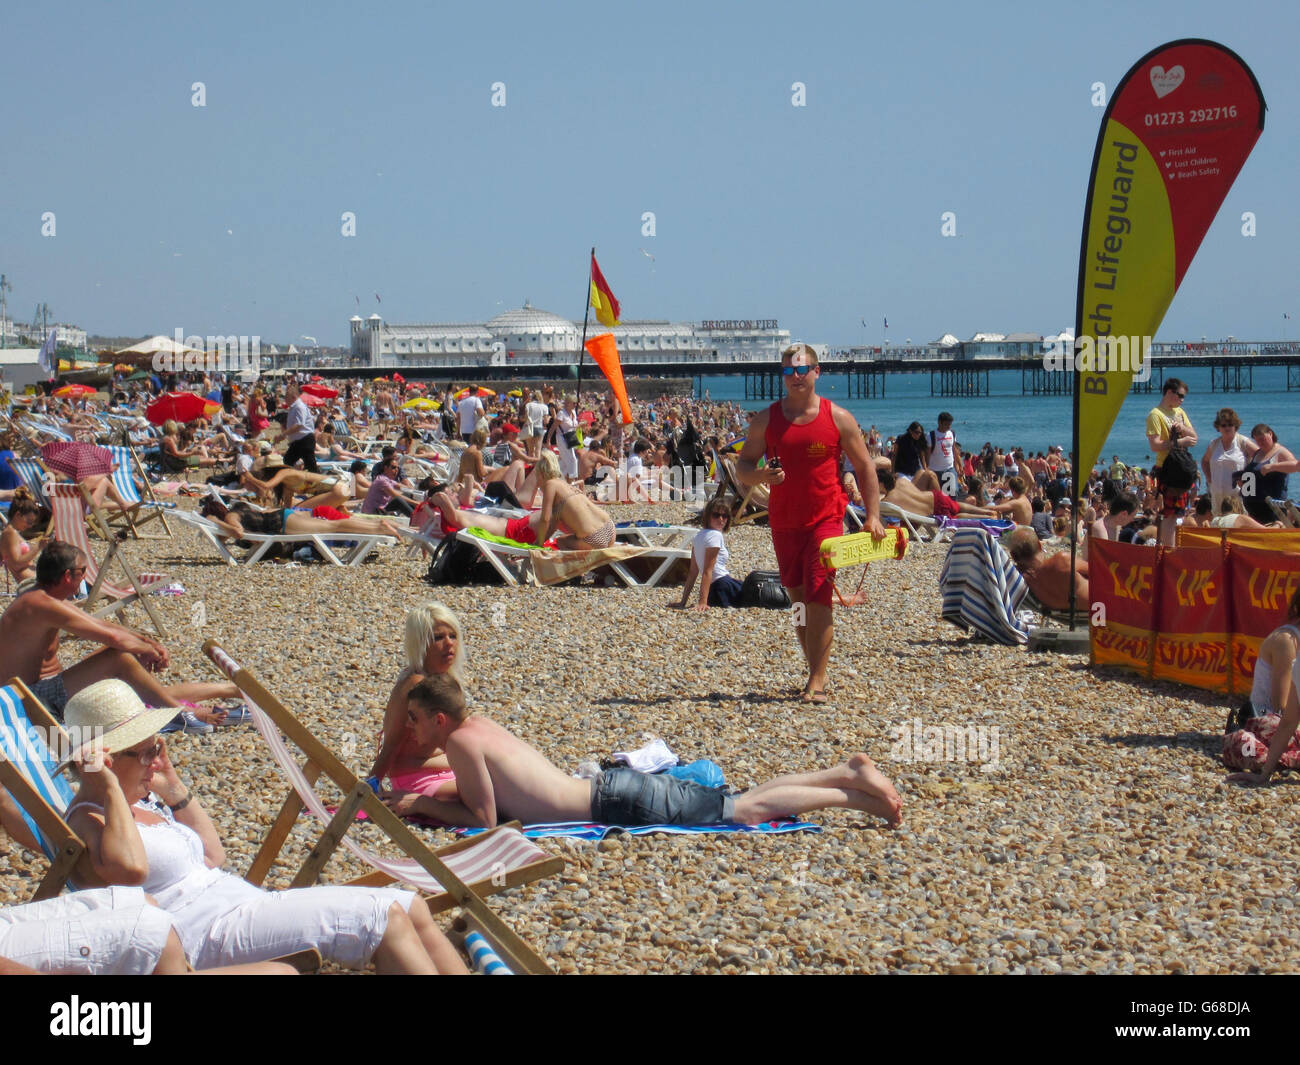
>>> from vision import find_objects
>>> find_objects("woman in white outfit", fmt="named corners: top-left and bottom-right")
top-left (555, 395), bottom-right (580, 481)
top-left (62, 680), bottom-right (467, 974)
top-left (1201, 407), bottom-right (1258, 515)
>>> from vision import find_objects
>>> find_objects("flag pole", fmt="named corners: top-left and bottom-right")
top-left (576, 247), bottom-right (594, 402)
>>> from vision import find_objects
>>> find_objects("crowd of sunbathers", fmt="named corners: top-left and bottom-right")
top-left (3, 374), bottom-right (1294, 974)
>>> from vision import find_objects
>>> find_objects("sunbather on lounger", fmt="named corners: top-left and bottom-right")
top-left (1006, 527), bottom-right (1089, 612)
top-left (456, 428), bottom-right (529, 498)
top-left (0, 540), bottom-right (236, 724)
top-left (424, 490), bottom-right (542, 544)
top-left (197, 497), bottom-right (401, 539)
top-left (63, 680), bottom-right (467, 974)
top-left (383, 675), bottom-right (902, 829)
top-left (878, 470), bottom-right (996, 520)
top-left (533, 451), bottom-right (616, 549)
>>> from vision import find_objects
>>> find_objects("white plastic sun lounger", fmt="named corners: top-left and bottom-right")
top-left (171, 509), bottom-right (396, 566)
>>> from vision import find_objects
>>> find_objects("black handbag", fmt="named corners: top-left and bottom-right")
top-left (740, 569), bottom-right (790, 609)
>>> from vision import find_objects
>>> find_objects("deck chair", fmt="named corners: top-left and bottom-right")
top-left (202, 640), bottom-right (561, 975)
top-left (707, 450), bottom-right (769, 526)
top-left (7, 455), bottom-right (54, 508)
top-left (48, 484), bottom-right (170, 638)
top-left (170, 508), bottom-right (396, 567)
top-left (0, 679), bottom-right (83, 900)
top-left (939, 528), bottom-right (1029, 645)
top-left (87, 446), bottom-right (175, 539)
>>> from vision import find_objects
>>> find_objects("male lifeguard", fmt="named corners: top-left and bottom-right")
top-left (734, 345), bottom-right (884, 704)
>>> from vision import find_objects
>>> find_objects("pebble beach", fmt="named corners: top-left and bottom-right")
top-left (0, 497), bottom-right (1286, 975)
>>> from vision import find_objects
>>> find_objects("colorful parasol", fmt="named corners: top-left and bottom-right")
top-left (40, 441), bottom-right (116, 479)
top-left (146, 391), bottom-right (221, 425)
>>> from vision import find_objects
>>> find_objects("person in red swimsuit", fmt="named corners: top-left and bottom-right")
top-left (735, 344), bottom-right (885, 704)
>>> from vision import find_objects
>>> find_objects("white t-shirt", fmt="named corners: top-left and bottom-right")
top-left (458, 396), bottom-right (484, 434)
top-left (692, 527), bottom-right (730, 581)
top-left (525, 401), bottom-right (548, 436)
top-left (235, 453), bottom-right (253, 475)
top-left (929, 428), bottom-right (955, 472)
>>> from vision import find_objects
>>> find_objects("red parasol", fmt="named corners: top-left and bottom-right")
top-left (301, 383), bottom-right (339, 400)
top-left (299, 392), bottom-right (326, 407)
top-left (40, 441), bottom-right (116, 479)
top-left (146, 391), bottom-right (221, 425)
top-left (392, 372), bottom-right (406, 384)
top-left (53, 384), bottom-right (97, 398)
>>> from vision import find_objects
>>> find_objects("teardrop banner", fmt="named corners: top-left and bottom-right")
top-left (1072, 39), bottom-right (1265, 485)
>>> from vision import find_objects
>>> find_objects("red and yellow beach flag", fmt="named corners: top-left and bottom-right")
top-left (584, 333), bottom-right (633, 424)
top-left (1073, 39), bottom-right (1265, 484)
top-left (589, 253), bottom-right (621, 328)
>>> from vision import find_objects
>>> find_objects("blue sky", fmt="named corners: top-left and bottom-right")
top-left (2, 0), bottom-right (1296, 347)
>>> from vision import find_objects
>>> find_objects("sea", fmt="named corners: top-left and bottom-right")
top-left (697, 366), bottom-right (1299, 472)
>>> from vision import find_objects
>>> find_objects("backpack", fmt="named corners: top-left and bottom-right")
top-left (424, 535), bottom-right (505, 586)
top-left (1159, 445), bottom-right (1198, 493)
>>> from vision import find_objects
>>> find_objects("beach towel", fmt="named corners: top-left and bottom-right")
top-left (455, 819), bottom-right (821, 841)
top-left (939, 517), bottom-right (1014, 535)
top-left (530, 543), bottom-right (654, 585)
top-left (939, 527), bottom-right (1029, 646)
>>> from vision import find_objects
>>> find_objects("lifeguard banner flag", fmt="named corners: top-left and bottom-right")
top-left (584, 333), bottom-right (633, 424)
top-left (1073, 40), bottom-right (1265, 485)
top-left (589, 253), bottom-right (621, 328)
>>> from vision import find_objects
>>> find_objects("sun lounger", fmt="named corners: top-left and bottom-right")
top-left (95, 445), bottom-right (175, 539)
top-left (707, 450), bottom-right (769, 526)
top-left (6, 455), bottom-right (54, 508)
top-left (170, 508), bottom-right (396, 566)
top-left (202, 640), bottom-right (561, 975)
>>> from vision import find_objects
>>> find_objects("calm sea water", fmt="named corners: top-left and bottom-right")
top-left (698, 367), bottom-right (1299, 471)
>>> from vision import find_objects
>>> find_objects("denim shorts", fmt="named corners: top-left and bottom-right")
top-left (591, 768), bottom-right (734, 826)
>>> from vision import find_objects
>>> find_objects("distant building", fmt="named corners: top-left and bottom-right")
top-left (347, 304), bottom-right (786, 370)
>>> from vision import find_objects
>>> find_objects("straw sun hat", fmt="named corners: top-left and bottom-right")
top-left (63, 680), bottom-right (178, 757)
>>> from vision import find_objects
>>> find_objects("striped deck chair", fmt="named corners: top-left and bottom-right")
top-left (938, 527), bottom-right (1029, 645)
top-left (707, 449), bottom-right (769, 526)
top-left (0, 679), bottom-right (83, 900)
top-left (86, 445), bottom-right (174, 539)
top-left (48, 484), bottom-right (169, 638)
top-left (203, 641), bottom-right (562, 975)
top-left (7, 454), bottom-right (53, 508)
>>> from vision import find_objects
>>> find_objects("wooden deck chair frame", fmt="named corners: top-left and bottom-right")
top-left (0, 679), bottom-right (85, 900)
top-left (92, 445), bottom-right (174, 540)
top-left (202, 640), bottom-right (560, 975)
top-left (49, 484), bottom-right (169, 638)
top-left (709, 449), bottom-right (768, 526)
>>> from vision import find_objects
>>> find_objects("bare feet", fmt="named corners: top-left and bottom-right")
top-left (379, 520), bottom-right (401, 537)
top-left (847, 753), bottom-right (903, 827)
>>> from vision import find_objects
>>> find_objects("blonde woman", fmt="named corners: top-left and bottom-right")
top-left (368, 603), bottom-right (466, 800)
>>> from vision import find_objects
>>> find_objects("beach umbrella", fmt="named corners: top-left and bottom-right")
top-left (454, 386), bottom-right (496, 400)
top-left (299, 392), bottom-right (326, 408)
top-left (127, 370), bottom-right (152, 381)
top-left (393, 372), bottom-right (406, 384)
top-left (145, 391), bottom-right (221, 425)
top-left (53, 384), bottom-right (97, 398)
top-left (402, 397), bottom-right (437, 411)
top-left (507, 389), bottom-right (523, 398)
top-left (113, 363), bottom-right (133, 373)
top-left (302, 383), bottom-right (339, 400)
top-left (40, 441), bottom-right (116, 480)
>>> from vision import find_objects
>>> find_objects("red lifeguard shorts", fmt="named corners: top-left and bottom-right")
top-left (771, 515), bottom-right (843, 608)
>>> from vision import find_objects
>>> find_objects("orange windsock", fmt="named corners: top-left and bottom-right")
top-left (584, 332), bottom-right (633, 425)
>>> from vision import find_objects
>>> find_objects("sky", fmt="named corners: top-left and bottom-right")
top-left (2, 0), bottom-right (1297, 349)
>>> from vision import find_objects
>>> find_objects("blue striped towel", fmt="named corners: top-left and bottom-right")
top-left (939, 527), bottom-right (1029, 645)
top-left (455, 819), bottom-right (821, 841)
